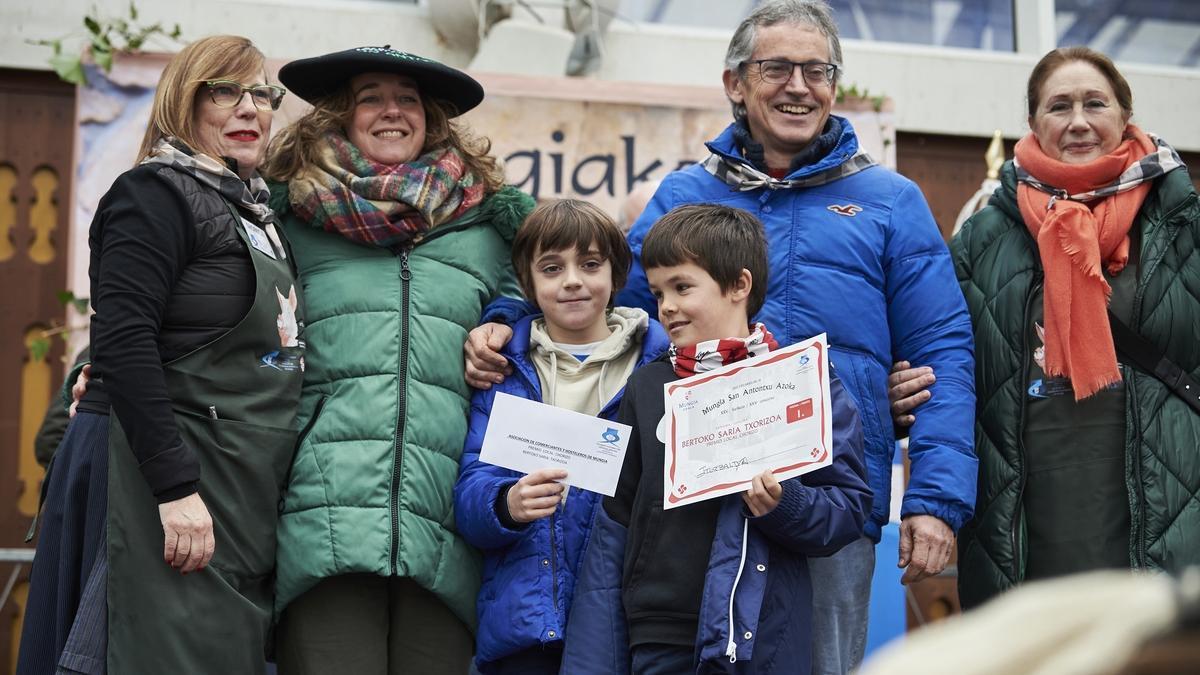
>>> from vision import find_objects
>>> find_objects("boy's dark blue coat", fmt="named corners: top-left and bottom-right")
top-left (560, 361), bottom-right (871, 674)
top-left (454, 312), bottom-right (670, 670)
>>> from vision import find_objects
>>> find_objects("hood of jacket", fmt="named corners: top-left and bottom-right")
top-left (525, 307), bottom-right (648, 417)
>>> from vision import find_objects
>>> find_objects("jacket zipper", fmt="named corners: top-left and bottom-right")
top-left (549, 510), bottom-right (560, 616)
top-left (1125, 365), bottom-right (1146, 567)
top-left (1011, 273), bottom-right (1042, 582)
top-left (1124, 205), bottom-right (1187, 568)
top-left (391, 248), bottom-right (412, 575)
top-left (724, 518), bottom-right (751, 663)
top-left (416, 219), bottom-right (477, 246)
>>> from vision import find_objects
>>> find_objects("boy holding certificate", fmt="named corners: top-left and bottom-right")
top-left (561, 205), bottom-right (872, 674)
top-left (454, 199), bottom-right (670, 674)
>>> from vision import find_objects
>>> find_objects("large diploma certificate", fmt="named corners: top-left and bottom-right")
top-left (662, 333), bottom-right (833, 509)
top-left (479, 392), bottom-right (631, 496)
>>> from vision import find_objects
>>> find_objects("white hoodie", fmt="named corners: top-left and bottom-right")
top-left (528, 306), bottom-right (649, 416)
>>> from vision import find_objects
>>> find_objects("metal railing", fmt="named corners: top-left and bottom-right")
top-left (0, 548), bottom-right (35, 609)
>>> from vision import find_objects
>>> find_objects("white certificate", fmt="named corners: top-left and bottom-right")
top-left (662, 333), bottom-right (833, 510)
top-left (479, 392), bottom-right (631, 497)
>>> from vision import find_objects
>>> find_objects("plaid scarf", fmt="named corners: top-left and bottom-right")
top-left (289, 132), bottom-right (485, 249)
top-left (1013, 126), bottom-right (1183, 399)
top-left (142, 138), bottom-right (274, 224)
top-left (702, 134), bottom-right (876, 192)
top-left (670, 323), bottom-right (779, 378)
top-left (1015, 131), bottom-right (1183, 207)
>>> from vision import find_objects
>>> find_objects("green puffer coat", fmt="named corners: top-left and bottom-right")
top-left (270, 184), bottom-right (534, 628)
top-left (953, 160), bottom-right (1200, 609)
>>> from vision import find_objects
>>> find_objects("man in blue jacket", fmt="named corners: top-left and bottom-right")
top-left (464, 2), bottom-right (977, 672)
top-left (623, 2), bottom-right (976, 670)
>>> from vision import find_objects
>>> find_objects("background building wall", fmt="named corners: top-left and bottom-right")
top-left (4, 0), bottom-right (1200, 150)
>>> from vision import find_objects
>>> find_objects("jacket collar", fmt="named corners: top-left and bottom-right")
top-left (704, 114), bottom-right (862, 181)
top-left (502, 310), bottom-right (671, 409)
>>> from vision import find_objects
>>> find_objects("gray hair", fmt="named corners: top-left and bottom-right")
top-left (724, 0), bottom-right (843, 119)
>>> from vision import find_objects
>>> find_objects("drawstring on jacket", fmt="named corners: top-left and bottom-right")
top-left (725, 517), bottom-right (750, 663)
top-left (597, 359), bottom-right (610, 410)
top-left (546, 351), bottom-right (559, 409)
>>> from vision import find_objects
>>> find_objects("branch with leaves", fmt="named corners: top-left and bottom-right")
top-left (28, 2), bottom-right (182, 85)
top-left (29, 291), bottom-right (91, 363)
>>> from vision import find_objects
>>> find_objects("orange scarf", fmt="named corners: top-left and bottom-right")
top-left (1014, 125), bottom-right (1155, 400)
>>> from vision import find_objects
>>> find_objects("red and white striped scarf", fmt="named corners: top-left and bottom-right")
top-left (669, 323), bottom-right (778, 378)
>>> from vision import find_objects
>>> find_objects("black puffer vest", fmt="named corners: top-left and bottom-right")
top-left (150, 164), bottom-right (255, 359)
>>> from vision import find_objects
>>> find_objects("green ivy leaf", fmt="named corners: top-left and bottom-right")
top-left (56, 290), bottom-right (75, 306)
top-left (72, 297), bottom-right (91, 314)
top-left (91, 30), bottom-right (112, 53)
top-left (93, 46), bottom-right (113, 71)
top-left (39, 2), bottom-right (181, 86)
top-left (30, 337), bottom-right (51, 363)
top-left (50, 53), bottom-right (87, 85)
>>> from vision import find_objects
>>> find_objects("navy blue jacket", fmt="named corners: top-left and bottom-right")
top-left (560, 358), bottom-right (871, 673)
top-left (617, 118), bottom-right (977, 540)
top-left (455, 312), bottom-right (670, 670)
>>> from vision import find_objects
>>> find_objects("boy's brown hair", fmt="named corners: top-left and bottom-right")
top-left (641, 204), bottom-right (768, 317)
top-left (512, 199), bottom-right (632, 306)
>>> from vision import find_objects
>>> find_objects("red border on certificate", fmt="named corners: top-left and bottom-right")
top-left (664, 339), bottom-right (830, 507)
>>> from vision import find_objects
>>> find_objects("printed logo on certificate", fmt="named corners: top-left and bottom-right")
top-left (662, 333), bottom-right (833, 509)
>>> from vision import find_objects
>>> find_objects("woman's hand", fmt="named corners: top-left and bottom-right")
top-left (888, 361), bottom-right (936, 430)
top-left (158, 492), bottom-right (215, 574)
top-left (505, 469), bottom-right (567, 524)
top-left (69, 364), bottom-right (92, 418)
top-left (743, 470), bottom-right (783, 517)
top-left (464, 323), bottom-right (514, 389)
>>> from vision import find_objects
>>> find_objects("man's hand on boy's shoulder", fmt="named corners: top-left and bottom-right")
top-left (464, 322), bottom-right (514, 389)
top-left (743, 470), bottom-right (783, 517)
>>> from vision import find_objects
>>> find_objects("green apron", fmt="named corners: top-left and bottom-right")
top-left (106, 204), bottom-right (305, 673)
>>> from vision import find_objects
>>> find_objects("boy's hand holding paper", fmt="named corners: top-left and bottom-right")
top-left (480, 392), bottom-right (631, 497)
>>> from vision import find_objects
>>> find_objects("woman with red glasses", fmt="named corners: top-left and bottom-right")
top-left (19, 35), bottom-right (304, 674)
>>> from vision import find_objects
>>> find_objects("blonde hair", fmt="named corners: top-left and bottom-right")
top-left (262, 84), bottom-right (505, 194)
top-left (136, 35), bottom-right (268, 163)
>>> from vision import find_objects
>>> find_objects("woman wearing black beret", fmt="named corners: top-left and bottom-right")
top-left (264, 47), bottom-right (533, 674)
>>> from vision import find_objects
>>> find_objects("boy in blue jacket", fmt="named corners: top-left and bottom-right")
top-left (455, 199), bottom-right (671, 674)
top-left (561, 204), bottom-right (872, 674)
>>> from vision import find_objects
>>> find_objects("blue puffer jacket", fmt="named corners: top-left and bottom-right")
top-left (455, 311), bottom-right (670, 670)
top-left (617, 117), bottom-right (977, 539)
top-left (559, 365), bottom-right (871, 674)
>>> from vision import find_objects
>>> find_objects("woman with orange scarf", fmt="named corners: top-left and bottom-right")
top-left (894, 46), bottom-right (1199, 609)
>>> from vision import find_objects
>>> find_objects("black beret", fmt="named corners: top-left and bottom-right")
top-left (278, 45), bottom-right (483, 115)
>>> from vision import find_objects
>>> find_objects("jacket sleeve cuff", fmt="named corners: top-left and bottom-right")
top-left (155, 481), bottom-right (199, 503)
top-left (902, 448), bottom-right (979, 533)
top-left (900, 499), bottom-right (968, 532)
top-left (465, 478), bottom-right (528, 549)
top-left (495, 481), bottom-right (528, 531)
top-left (137, 441), bottom-right (201, 502)
top-left (747, 477), bottom-right (810, 533)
